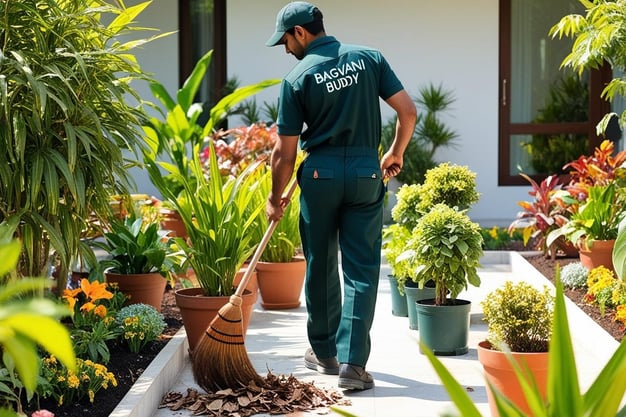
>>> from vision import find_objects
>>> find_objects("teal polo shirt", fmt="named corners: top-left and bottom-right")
top-left (277, 36), bottom-right (404, 150)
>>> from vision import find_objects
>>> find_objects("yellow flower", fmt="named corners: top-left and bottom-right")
top-left (615, 305), bottom-right (626, 327)
top-left (68, 374), bottom-right (80, 389)
top-left (489, 226), bottom-right (499, 239)
top-left (88, 389), bottom-right (95, 403)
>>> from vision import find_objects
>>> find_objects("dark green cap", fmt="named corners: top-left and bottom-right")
top-left (266, 2), bottom-right (319, 47)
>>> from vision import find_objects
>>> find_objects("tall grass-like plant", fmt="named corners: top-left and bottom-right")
top-left (250, 162), bottom-right (302, 263)
top-left (143, 50), bottom-right (279, 296)
top-left (0, 0), bottom-right (170, 291)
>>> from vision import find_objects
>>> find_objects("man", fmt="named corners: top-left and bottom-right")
top-left (265, 2), bottom-right (417, 390)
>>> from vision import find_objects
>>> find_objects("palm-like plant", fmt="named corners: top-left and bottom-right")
top-left (0, 0), bottom-right (169, 291)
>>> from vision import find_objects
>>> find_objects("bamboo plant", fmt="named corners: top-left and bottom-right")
top-left (0, 0), bottom-right (170, 292)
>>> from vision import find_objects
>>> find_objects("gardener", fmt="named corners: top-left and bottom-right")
top-left (265, 1), bottom-right (416, 390)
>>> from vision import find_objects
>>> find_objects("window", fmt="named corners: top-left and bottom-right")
top-left (498, 0), bottom-right (611, 185)
top-left (178, 0), bottom-right (226, 107)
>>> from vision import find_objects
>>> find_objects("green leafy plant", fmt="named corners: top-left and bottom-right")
top-left (251, 163), bottom-right (302, 263)
top-left (547, 182), bottom-right (626, 248)
top-left (481, 226), bottom-right (520, 250)
top-left (0, 220), bottom-right (75, 416)
top-left (116, 304), bottom-right (166, 353)
top-left (382, 223), bottom-right (414, 294)
top-left (550, 0), bottom-right (626, 133)
top-left (93, 213), bottom-right (178, 277)
top-left (481, 281), bottom-right (554, 352)
top-left (418, 162), bottom-right (480, 212)
top-left (405, 204), bottom-right (483, 305)
top-left (0, 0), bottom-right (170, 291)
top-left (422, 272), bottom-right (626, 417)
top-left (143, 50), bottom-right (279, 297)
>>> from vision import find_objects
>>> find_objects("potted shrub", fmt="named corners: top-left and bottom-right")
top-left (406, 203), bottom-right (483, 355)
top-left (93, 212), bottom-right (179, 312)
top-left (423, 276), bottom-right (626, 417)
top-left (384, 163), bottom-right (480, 329)
top-left (142, 50), bottom-right (279, 350)
top-left (478, 281), bottom-right (554, 417)
top-left (251, 163), bottom-right (305, 310)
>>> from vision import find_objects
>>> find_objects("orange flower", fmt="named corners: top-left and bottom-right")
top-left (80, 302), bottom-right (96, 313)
top-left (62, 288), bottom-right (82, 312)
top-left (80, 279), bottom-right (113, 301)
top-left (93, 305), bottom-right (107, 318)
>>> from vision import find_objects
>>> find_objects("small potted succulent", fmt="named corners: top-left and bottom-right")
top-left (478, 280), bottom-right (554, 417)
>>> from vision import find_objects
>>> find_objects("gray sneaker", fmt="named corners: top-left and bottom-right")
top-left (304, 348), bottom-right (339, 375)
top-left (338, 364), bottom-right (374, 390)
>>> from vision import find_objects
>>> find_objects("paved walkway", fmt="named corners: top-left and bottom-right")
top-left (111, 252), bottom-right (620, 417)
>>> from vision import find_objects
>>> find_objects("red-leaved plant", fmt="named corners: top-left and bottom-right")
top-left (508, 173), bottom-right (572, 256)
top-left (202, 122), bottom-right (278, 177)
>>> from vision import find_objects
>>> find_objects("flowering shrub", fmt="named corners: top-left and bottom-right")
top-left (63, 279), bottom-right (125, 363)
top-left (480, 226), bottom-right (522, 250)
top-left (585, 266), bottom-right (618, 315)
top-left (559, 262), bottom-right (588, 289)
top-left (116, 304), bottom-right (166, 353)
top-left (203, 122), bottom-right (277, 177)
top-left (39, 356), bottom-right (117, 406)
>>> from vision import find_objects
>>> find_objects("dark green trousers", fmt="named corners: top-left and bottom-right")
top-left (298, 146), bottom-right (385, 367)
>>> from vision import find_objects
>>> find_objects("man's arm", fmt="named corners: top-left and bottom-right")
top-left (266, 134), bottom-right (299, 221)
top-left (380, 90), bottom-right (418, 179)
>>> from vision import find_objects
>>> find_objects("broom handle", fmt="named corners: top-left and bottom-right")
top-left (234, 177), bottom-right (300, 298)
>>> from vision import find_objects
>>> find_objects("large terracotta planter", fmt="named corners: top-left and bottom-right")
top-left (256, 257), bottom-right (306, 309)
top-left (578, 239), bottom-right (616, 273)
top-left (174, 287), bottom-right (256, 352)
top-left (105, 271), bottom-right (167, 312)
top-left (233, 265), bottom-right (259, 303)
top-left (477, 340), bottom-right (549, 417)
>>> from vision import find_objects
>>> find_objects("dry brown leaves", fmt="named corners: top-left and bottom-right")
top-left (159, 371), bottom-right (351, 416)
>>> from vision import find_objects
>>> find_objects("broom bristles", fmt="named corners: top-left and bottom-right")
top-left (191, 294), bottom-right (264, 392)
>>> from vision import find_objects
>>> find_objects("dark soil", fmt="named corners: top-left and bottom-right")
top-left (521, 252), bottom-right (625, 342)
top-left (25, 287), bottom-right (183, 417)
top-left (27, 246), bottom-right (624, 417)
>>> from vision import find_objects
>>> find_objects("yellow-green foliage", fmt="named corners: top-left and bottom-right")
top-left (418, 163), bottom-right (480, 212)
top-left (481, 281), bottom-right (553, 352)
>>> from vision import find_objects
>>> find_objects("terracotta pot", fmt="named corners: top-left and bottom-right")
top-left (233, 265), bottom-right (258, 303)
top-left (578, 239), bottom-right (616, 273)
top-left (477, 340), bottom-right (549, 417)
top-left (160, 208), bottom-right (188, 239)
top-left (105, 271), bottom-right (167, 312)
top-left (174, 287), bottom-right (256, 352)
top-left (256, 257), bottom-right (306, 309)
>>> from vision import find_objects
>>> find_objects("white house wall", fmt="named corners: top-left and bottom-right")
top-left (130, 0), bottom-right (535, 227)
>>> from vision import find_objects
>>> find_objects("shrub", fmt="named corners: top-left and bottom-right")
top-left (585, 265), bottom-right (617, 315)
top-left (481, 281), bottom-right (553, 352)
top-left (116, 304), bottom-right (166, 353)
top-left (39, 356), bottom-right (117, 406)
top-left (559, 262), bottom-right (588, 289)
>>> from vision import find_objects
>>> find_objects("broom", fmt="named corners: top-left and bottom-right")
top-left (191, 176), bottom-right (300, 392)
